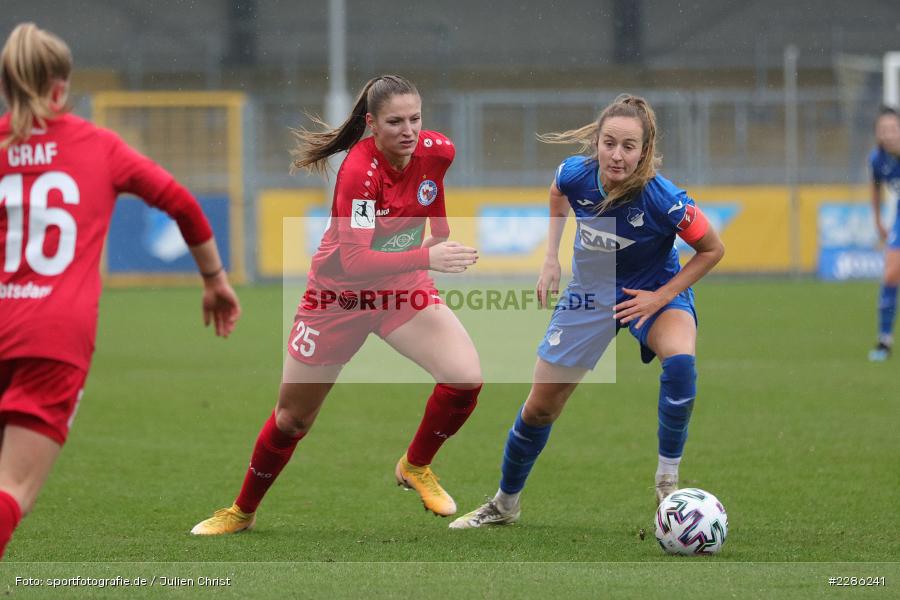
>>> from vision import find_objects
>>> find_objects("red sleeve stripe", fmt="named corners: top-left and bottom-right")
top-left (676, 205), bottom-right (709, 245)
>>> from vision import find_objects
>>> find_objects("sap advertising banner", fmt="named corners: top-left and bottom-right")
top-left (106, 195), bottom-right (230, 273)
top-left (477, 206), bottom-right (548, 255)
top-left (818, 203), bottom-right (894, 280)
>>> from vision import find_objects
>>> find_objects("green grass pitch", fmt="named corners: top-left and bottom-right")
top-left (1, 279), bottom-right (897, 598)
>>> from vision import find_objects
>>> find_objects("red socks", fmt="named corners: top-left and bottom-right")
top-left (406, 383), bottom-right (481, 467)
top-left (0, 490), bottom-right (22, 559)
top-left (235, 412), bottom-right (305, 513)
top-left (234, 385), bottom-right (480, 512)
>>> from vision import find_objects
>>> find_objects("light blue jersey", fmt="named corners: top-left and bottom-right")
top-left (539, 156), bottom-right (700, 367)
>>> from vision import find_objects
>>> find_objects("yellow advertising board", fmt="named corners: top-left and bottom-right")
top-left (257, 184), bottom-right (871, 278)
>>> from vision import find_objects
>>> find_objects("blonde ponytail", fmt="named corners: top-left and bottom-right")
top-left (0, 23), bottom-right (72, 148)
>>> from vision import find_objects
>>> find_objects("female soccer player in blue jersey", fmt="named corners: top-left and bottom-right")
top-left (450, 94), bottom-right (725, 528)
top-left (867, 105), bottom-right (900, 361)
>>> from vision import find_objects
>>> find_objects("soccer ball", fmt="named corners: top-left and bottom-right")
top-left (655, 488), bottom-right (728, 555)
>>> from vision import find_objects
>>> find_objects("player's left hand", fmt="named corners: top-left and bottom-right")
top-left (614, 287), bottom-right (669, 330)
top-left (202, 273), bottom-right (242, 338)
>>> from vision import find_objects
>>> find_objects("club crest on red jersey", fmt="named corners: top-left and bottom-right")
top-left (417, 179), bottom-right (438, 206)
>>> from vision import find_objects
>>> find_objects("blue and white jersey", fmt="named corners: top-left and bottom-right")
top-left (555, 155), bottom-right (697, 299)
top-left (870, 148), bottom-right (900, 248)
top-left (870, 147), bottom-right (900, 200)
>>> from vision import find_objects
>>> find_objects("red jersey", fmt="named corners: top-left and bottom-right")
top-left (0, 113), bottom-right (210, 370)
top-left (307, 130), bottom-right (454, 294)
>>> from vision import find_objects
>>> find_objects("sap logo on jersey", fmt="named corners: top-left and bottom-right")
top-left (7, 142), bottom-right (57, 167)
top-left (417, 179), bottom-right (438, 206)
top-left (578, 221), bottom-right (635, 252)
top-left (351, 199), bottom-right (375, 229)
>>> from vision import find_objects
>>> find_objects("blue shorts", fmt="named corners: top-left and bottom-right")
top-left (537, 282), bottom-right (696, 368)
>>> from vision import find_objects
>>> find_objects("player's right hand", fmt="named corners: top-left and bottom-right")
top-left (536, 258), bottom-right (561, 308)
top-left (428, 241), bottom-right (478, 273)
top-left (202, 273), bottom-right (242, 338)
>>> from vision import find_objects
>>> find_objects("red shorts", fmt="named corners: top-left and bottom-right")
top-left (287, 286), bottom-right (443, 365)
top-left (0, 358), bottom-right (87, 445)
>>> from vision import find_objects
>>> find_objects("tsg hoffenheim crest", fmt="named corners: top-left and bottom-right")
top-left (627, 207), bottom-right (645, 228)
top-left (417, 179), bottom-right (438, 206)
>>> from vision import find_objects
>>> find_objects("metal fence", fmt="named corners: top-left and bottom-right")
top-left (250, 87), bottom-right (882, 189)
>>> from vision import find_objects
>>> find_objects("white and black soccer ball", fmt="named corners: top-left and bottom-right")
top-left (655, 488), bottom-right (728, 556)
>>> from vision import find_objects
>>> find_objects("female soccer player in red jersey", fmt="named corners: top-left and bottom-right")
top-left (191, 75), bottom-right (481, 534)
top-left (0, 23), bottom-right (241, 557)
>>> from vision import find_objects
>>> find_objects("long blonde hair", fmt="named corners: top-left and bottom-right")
top-left (291, 74), bottom-right (419, 175)
top-left (0, 23), bottom-right (72, 149)
top-left (539, 94), bottom-right (662, 213)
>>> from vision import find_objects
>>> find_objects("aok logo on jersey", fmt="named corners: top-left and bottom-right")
top-left (578, 221), bottom-right (635, 252)
top-left (371, 225), bottom-right (424, 253)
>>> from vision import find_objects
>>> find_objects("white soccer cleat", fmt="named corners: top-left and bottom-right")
top-left (655, 474), bottom-right (679, 505)
top-left (448, 498), bottom-right (520, 529)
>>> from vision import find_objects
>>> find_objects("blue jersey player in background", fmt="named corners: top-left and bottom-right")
top-left (868, 105), bottom-right (900, 362)
top-left (451, 94), bottom-right (725, 529)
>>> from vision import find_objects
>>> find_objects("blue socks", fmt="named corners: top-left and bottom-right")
top-left (878, 285), bottom-right (897, 343)
top-left (499, 409), bottom-right (552, 494)
top-left (658, 354), bottom-right (697, 459)
top-left (498, 355), bottom-right (697, 495)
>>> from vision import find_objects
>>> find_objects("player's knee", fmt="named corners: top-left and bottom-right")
top-left (661, 353), bottom-right (696, 378)
top-left (441, 379), bottom-right (482, 391)
top-left (521, 401), bottom-right (562, 426)
top-left (274, 407), bottom-right (316, 437)
top-left (435, 363), bottom-right (482, 389)
top-left (660, 354), bottom-right (697, 398)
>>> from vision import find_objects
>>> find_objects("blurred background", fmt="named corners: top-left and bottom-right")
top-left (2, 0), bottom-right (898, 282)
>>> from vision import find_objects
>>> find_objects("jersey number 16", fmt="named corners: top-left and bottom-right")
top-left (1, 171), bottom-right (79, 276)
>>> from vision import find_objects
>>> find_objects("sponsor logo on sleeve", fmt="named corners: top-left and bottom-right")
top-left (351, 199), bottom-right (375, 229)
